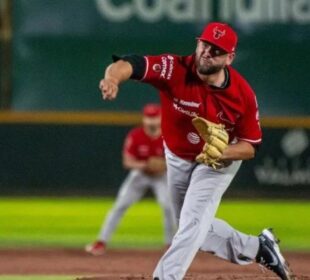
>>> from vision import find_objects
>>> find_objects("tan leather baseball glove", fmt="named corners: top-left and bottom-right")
top-left (192, 117), bottom-right (229, 169)
top-left (144, 156), bottom-right (166, 176)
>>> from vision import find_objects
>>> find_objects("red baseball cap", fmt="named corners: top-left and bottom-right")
top-left (143, 103), bottom-right (161, 117)
top-left (197, 22), bottom-right (238, 53)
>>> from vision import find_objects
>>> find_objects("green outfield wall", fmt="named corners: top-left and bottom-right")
top-left (2, 1), bottom-right (309, 197)
top-left (0, 123), bottom-right (129, 195)
top-left (1, 118), bottom-right (309, 198)
top-left (11, 0), bottom-right (310, 115)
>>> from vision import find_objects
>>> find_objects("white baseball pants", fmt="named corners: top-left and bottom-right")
top-left (153, 146), bottom-right (259, 280)
top-left (98, 169), bottom-right (175, 245)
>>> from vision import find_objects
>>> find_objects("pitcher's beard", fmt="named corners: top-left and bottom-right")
top-left (197, 64), bottom-right (222, 75)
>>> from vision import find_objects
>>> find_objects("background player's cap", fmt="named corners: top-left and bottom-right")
top-left (143, 103), bottom-right (161, 117)
top-left (197, 22), bottom-right (238, 53)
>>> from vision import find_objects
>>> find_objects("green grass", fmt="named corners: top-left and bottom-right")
top-left (216, 201), bottom-right (310, 251)
top-left (0, 197), bottom-right (310, 251)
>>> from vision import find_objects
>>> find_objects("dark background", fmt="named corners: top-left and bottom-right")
top-left (0, 0), bottom-right (309, 197)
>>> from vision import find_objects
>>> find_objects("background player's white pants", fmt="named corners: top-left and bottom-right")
top-left (153, 147), bottom-right (259, 280)
top-left (98, 170), bottom-right (175, 245)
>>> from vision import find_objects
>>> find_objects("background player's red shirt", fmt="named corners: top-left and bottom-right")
top-left (123, 126), bottom-right (164, 160)
top-left (140, 54), bottom-right (262, 160)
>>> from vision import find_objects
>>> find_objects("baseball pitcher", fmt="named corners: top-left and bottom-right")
top-left (98, 22), bottom-right (293, 280)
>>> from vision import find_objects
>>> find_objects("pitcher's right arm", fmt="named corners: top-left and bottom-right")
top-left (99, 60), bottom-right (133, 100)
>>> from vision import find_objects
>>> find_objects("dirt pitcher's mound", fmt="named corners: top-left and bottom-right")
top-left (76, 275), bottom-right (310, 280)
top-left (0, 248), bottom-right (309, 279)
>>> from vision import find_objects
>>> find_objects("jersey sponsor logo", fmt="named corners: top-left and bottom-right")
top-left (138, 145), bottom-right (150, 155)
top-left (160, 57), bottom-right (168, 78)
top-left (217, 111), bottom-right (239, 132)
top-left (187, 132), bottom-right (200, 144)
top-left (160, 55), bottom-right (174, 80)
top-left (152, 64), bottom-right (161, 72)
top-left (174, 98), bottom-right (201, 108)
top-left (173, 102), bottom-right (197, 118)
top-left (167, 55), bottom-right (174, 80)
top-left (217, 111), bottom-right (236, 125)
top-left (213, 26), bottom-right (226, 39)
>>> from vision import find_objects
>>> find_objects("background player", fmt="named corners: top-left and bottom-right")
top-left (97, 22), bottom-right (293, 279)
top-left (86, 103), bottom-right (175, 255)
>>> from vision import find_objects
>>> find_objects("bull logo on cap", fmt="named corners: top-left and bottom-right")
top-left (213, 26), bottom-right (226, 39)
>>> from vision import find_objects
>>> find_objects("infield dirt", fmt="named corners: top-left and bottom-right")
top-left (0, 248), bottom-right (309, 279)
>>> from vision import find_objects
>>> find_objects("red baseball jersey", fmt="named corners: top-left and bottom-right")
top-left (123, 126), bottom-right (164, 160)
top-left (139, 54), bottom-right (262, 161)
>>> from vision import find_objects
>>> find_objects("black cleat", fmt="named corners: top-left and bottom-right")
top-left (256, 228), bottom-right (293, 280)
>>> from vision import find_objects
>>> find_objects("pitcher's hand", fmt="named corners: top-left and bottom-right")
top-left (99, 78), bottom-right (119, 100)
